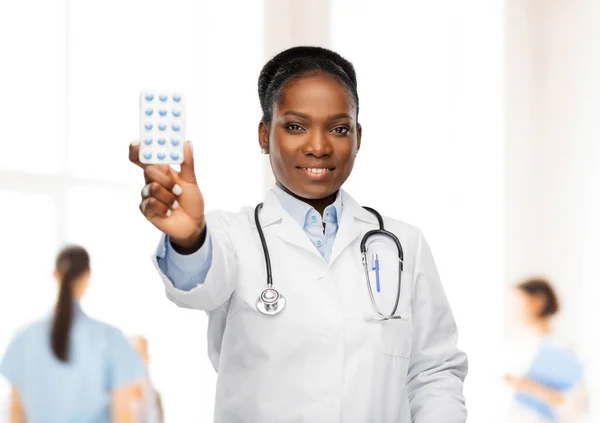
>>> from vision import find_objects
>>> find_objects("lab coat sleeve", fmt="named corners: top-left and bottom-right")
top-left (157, 227), bottom-right (214, 291)
top-left (151, 210), bottom-right (238, 311)
top-left (407, 230), bottom-right (468, 423)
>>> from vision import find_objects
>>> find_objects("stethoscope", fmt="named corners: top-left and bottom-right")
top-left (254, 202), bottom-right (404, 320)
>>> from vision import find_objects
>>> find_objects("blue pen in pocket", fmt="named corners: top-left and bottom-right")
top-left (372, 254), bottom-right (381, 293)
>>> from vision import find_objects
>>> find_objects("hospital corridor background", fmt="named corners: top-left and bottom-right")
top-left (0, 0), bottom-right (599, 422)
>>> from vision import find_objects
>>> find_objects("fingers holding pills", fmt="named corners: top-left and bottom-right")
top-left (129, 140), bottom-right (144, 168)
top-left (143, 165), bottom-right (177, 192)
top-left (141, 182), bottom-right (179, 210)
top-left (139, 164), bottom-right (183, 221)
top-left (140, 197), bottom-right (172, 219)
top-left (131, 92), bottom-right (204, 240)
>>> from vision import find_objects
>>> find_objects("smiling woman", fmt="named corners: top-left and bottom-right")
top-left (129, 46), bottom-right (468, 423)
top-left (257, 47), bottom-right (362, 212)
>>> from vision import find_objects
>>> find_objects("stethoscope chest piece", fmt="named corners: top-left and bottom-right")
top-left (256, 288), bottom-right (286, 315)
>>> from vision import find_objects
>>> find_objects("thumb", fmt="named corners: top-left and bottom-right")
top-left (178, 141), bottom-right (196, 182)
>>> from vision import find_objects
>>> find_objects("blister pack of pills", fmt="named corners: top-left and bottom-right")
top-left (139, 91), bottom-right (185, 164)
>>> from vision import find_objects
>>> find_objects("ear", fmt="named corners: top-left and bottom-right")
top-left (356, 123), bottom-right (362, 154)
top-left (258, 121), bottom-right (269, 153)
top-left (52, 271), bottom-right (60, 283)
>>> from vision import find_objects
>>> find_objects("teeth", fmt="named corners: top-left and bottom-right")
top-left (303, 167), bottom-right (329, 174)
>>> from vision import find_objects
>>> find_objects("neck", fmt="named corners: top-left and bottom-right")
top-left (529, 318), bottom-right (551, 335)
top-left (276, 182), bottom-right (337, 216)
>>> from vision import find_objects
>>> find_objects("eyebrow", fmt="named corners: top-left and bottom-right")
top-left (282, 111), bottom-right (353, 121)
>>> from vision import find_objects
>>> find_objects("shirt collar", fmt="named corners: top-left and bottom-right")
top-left (271, 185), bottom-right (343, 229)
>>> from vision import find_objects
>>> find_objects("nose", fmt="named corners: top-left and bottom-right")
top-left (303, 128), bottom-right (333, 157)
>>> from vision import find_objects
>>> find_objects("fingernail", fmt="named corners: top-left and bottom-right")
top-left (166, 209), bottom-right (172, 217)
top-left (142, 183), bottom-right (151, 197)
top-left (172, 200), bottom-right (179, 210)
top-left (172, 184), bottom-right (183, 196)
top-left (186, 140), bottom-right (193, 151)
top-left (131, 139), bottom-right (140, 146)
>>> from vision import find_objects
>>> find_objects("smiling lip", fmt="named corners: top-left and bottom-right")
top-left (296, 166), bottom-right (335, 179)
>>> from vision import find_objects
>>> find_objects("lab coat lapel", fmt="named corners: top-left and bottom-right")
top-left (277, 215), bottom-right (322, 258)
top-left (329, 190), bottom-right (379, 266)
top-left (253, 189), bottom-right (323, 259)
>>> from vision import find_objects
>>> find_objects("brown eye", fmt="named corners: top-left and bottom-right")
top-left (331, 126), bottom-right (350, 135)
top-left (285, 123), bottom-right (304, 132)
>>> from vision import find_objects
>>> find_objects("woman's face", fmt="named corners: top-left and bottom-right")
top-left (259, 72), bottom-right (361, 201)
top-left (512, 288), bottom-right (544, 323)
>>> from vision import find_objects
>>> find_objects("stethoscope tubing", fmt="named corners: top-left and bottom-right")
top-left (254, 202), bottom-right (404, 320)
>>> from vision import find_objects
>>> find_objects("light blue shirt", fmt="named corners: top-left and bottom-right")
top-left (156, 186), bottom-right (343, 291)
top-left (0, 302), bottom-right (145, 423)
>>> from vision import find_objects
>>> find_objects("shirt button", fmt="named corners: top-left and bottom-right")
top-left (316, 239), bottom-right (322, 247)
top-left (311, 215), bottom-right (317, 221)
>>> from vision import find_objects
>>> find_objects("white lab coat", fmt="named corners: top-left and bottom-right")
top-left (152, 189), bottom-right (467, 423)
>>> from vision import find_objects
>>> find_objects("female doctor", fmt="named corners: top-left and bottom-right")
top-left (129, 46), bottom-right (468, 423)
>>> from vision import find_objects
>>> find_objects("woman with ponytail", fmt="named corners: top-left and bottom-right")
top-left (0, 245), bottom-right (145, 423)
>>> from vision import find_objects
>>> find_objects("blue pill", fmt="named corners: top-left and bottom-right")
top-left (172, 109), bottom-right (181, 117)
top-left (143, 151), bottom-right (152, 160)
top-left (171, 138), bottom-right (180, 146)
top-left (157, 152), bottom-right (166, 160)
top-left (145, 94), bottom-right (154, 102)
top-left (144, 138), bottom-right (152, 145)
top-left (159, 95), bottom-right (167, 102)
top-left (172, 123), bottom-right (180, 131)
top-left (145, 109), bottom-right (153, 116)
top-left (144, 123), bottom-right (153, 130)
top-left (170, 151), bottom-right (180, 160)
top-left (158, 109), bottom-right (167, 117)
top-left (173, 94), bottom-right (181, 102)
top-left (158, 123), bottom-right (166, 131)
top-left (157, 137), bottom-right (166, 145)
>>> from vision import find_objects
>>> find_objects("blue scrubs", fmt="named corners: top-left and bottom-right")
top-left (0, 302), bottom-right (144, 423)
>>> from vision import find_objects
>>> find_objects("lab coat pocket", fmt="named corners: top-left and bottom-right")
top-left (379, 317), bottom-right (412, 359)
top-left (377, 269), bottom-right (412, 358)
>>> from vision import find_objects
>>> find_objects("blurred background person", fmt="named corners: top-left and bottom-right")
top-left (504, 278), bottom-right (589, 422)
top-left (130, 335), bottom-right (164, 423)
top-left (0, 245), bottom-right (145, 423)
